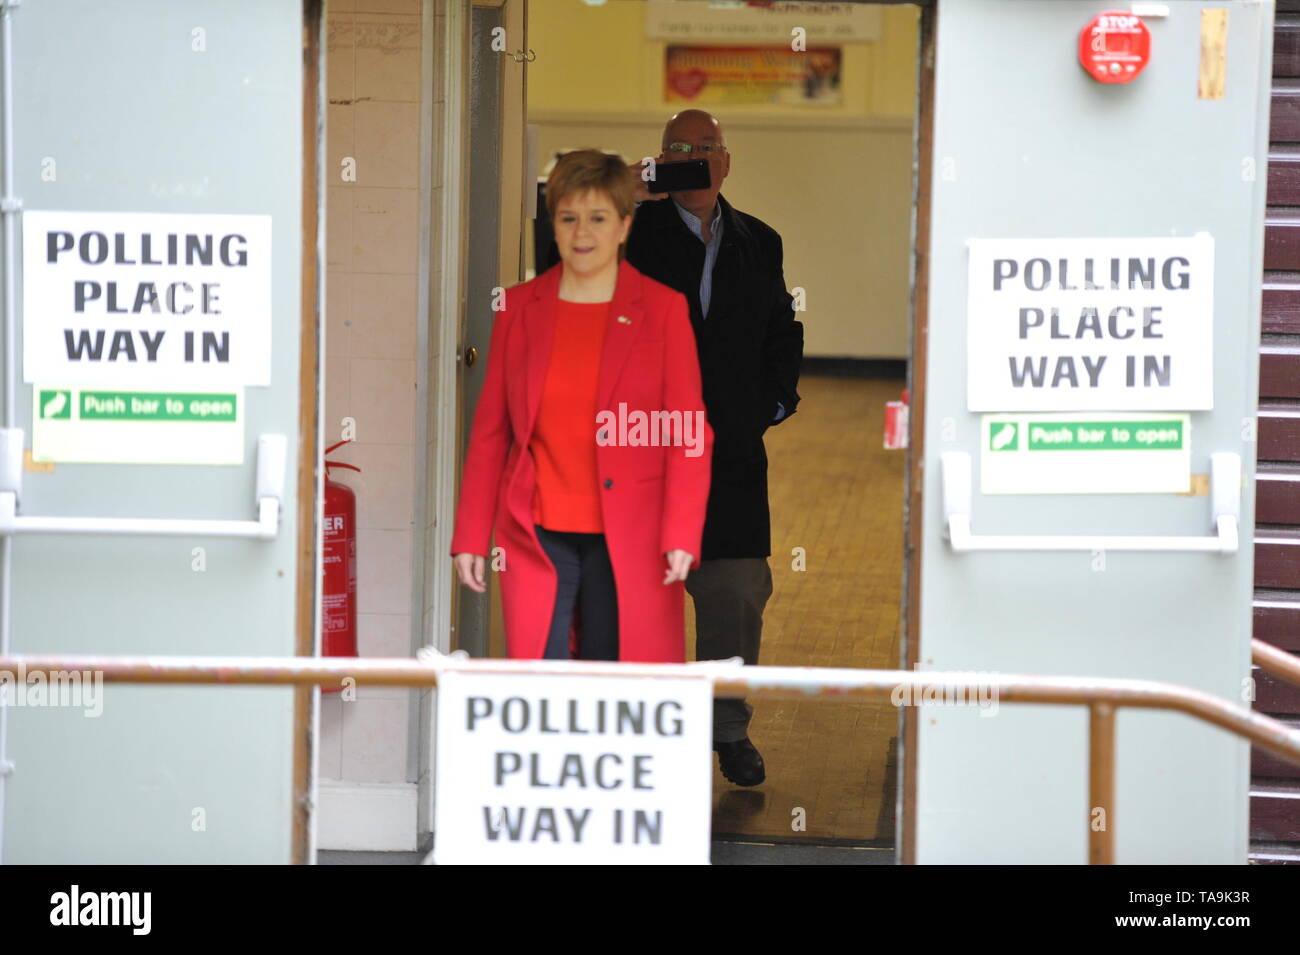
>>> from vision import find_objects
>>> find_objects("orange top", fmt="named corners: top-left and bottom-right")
top-left (530, 299), bottom-right (610, 532)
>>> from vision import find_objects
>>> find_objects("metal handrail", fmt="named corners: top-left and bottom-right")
top-left (1253, 637), bottom-right (1300, 688)
top-left (3, 650), bottom-right (1298, 866)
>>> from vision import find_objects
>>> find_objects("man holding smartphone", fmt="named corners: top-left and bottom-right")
top-left (627, 110), bottom-right (804, 786)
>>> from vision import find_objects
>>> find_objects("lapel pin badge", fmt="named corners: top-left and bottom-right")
top-left (617, 315), bottom-right (632, 324)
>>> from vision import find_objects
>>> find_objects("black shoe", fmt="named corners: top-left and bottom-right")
top-left (714, 737), bottom-right (765, 787)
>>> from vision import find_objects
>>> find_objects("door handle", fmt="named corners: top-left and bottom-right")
top-left (0, 429), bottom-right (285, 540)
top-left (940, 451), bottom-right (1240, 553)
top-left (464, 346), bottom-right (477, 368)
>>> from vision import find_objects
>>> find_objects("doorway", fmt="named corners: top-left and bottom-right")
top-left (438, 0), bottom-right (933, 859)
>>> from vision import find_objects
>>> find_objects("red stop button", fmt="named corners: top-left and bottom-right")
top-left (1079, 10), bottom-right (1151, 83)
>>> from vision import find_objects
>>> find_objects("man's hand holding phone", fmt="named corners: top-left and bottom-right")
top-left (627, 157), bottom-right (711, 202)
top-left (627, 160), bottom-right (668, 203)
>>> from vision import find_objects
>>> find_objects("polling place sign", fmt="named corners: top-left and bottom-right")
top-left (22, 210), bottom-right (272, 388)
top-left (433, 671), bottom-right (712, 864)
top-left (966, 235), bottom-right (1214, 411)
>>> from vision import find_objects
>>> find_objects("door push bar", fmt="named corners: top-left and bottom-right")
top-left (941, 451), bottom-right (1240, 554)
top-left (0, 429), bottom-right (286, 540)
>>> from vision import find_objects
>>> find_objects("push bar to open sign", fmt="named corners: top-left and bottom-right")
top-left (0, 429), bottom-right (285, 540)
top-left (941, 451), bottom-right (1240, 554)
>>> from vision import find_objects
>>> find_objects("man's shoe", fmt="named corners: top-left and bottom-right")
top-left (714, 737), bottom-right (765, 787)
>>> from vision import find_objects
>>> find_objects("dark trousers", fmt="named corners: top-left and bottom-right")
top-left (534, 525), bottom-right (619, 661)
top-left (685, 558), bottom-right (773, 743)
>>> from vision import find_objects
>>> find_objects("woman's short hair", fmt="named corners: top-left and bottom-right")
top-left (545, 149), bottom-right (636, 221)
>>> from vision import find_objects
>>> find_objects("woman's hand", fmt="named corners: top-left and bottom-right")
top-left (663, 549), bottom-right (694, 585)
top-left (454, 553), bottom-right (487, 593)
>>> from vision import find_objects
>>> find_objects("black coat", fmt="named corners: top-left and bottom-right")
top-left (623, 193), bottom-right (804, 559)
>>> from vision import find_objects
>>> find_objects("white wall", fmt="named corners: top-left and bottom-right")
top-left (321, 0), bottom-right (423, 816)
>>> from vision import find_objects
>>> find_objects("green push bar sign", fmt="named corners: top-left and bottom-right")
top-left (33, 387), bottom-right (244, 465)
top-left (76, 391), bottom-right (237, 422)
top-left (981, 412), bottom-right (1191, 494)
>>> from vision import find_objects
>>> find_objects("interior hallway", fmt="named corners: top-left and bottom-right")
top-left (696, 374), bottom-right (907, 845)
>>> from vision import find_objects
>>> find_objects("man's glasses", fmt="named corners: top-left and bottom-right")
top-left (665, 142), bottom-right (726, 157)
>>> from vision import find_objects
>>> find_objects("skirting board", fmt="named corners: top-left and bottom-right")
top-left (316, 780), bottom-right (419, 853)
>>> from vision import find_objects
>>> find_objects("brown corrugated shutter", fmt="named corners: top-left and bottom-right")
top-left (1254, 1), bottom-right (1300, 865)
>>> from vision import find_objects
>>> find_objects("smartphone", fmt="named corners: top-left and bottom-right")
top-left (644, 159), bottom-right (711, 194)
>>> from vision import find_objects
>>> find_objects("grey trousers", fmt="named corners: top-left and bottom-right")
top-left (534, 525), bottom-right (619, 661)
top-left (685, 557), bottom-right (773, 743)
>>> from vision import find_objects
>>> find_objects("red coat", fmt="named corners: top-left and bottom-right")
top-left (450, 259), bottom-right (713, 662)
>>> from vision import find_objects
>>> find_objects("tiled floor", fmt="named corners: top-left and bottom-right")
top-left (698, 375), bottom-right (907, 844)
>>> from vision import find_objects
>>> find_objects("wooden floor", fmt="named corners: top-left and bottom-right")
top-left (692, 375), bottom-right (907, 844)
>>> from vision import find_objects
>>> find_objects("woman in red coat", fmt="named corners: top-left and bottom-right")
top-left (450, 150), bottom-right (712, 662)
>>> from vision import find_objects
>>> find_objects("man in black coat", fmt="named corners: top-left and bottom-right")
top-left (627, 110), bottom-right (803, 786)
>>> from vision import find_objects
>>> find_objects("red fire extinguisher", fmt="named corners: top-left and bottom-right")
top-left (322, 440), bottom-right (359, 681)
